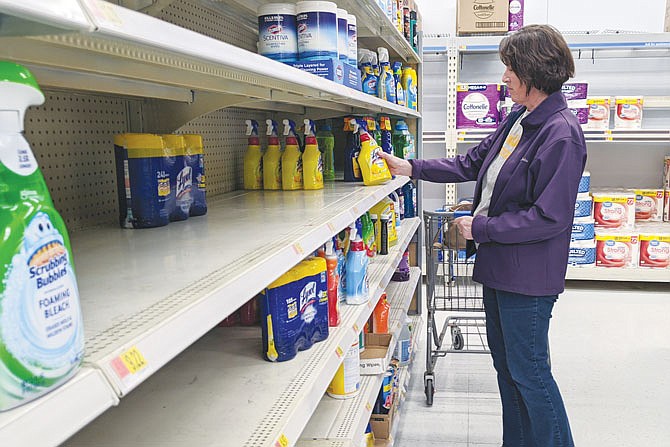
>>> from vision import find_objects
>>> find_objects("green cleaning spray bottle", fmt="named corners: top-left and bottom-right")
top-left (0, 61), bottom-right (85, 411)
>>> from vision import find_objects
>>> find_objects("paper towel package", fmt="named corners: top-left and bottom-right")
top-left (586, 97), bottom-right (611, 129)
top-left (568, 240), bottom-right (596, 267)
top-left (614, 96), bottom-right (644, 129)
top-left (638, 232), bottom-right (670, 269)
top-left (595, 231), bottom-right (639, 268)
top-left (456, 84), bottom-right (502, 129)
top-left (664, 190), bottom-right (669, 222)
top-left (508, 0), bottom-right (524, 31)
top-left (664, 156), bottom-right (670, 190)
top-left (592, 191), bottom-right (636, 229)
top-left (634, 189), bottom-right (664, 222)
top-left (561, 82), bottom-right (588, 101)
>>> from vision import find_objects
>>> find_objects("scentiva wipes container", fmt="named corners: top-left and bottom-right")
top-left (347, 14), bottom-right (357, 66)
top-left (634, 189), bottom-right (663, 222)
top-left (586, 97), bottom-right (611, 129)
top-left (595, 232), bottom-right (638, 268)
top-left (578, 171), bottom-right (590, 194)
top-left (257, 3), bottom-right (298, 62)
top-left (615, 96), bottom-right (643, 129)
top-left (592, 191), bottom-right (636, 229)
top-left (638, 232), bottom-right (670, 268)
top-left (574, 193), bottom-right (592, 218)
top-left (571, 217), bottom-right (595, 241)
top-left (568, 240), bottom-right (596, 267)
top-left (296, 1), bottom-right (338, 60)
top-left (336, 8), bottom-right (348, 61)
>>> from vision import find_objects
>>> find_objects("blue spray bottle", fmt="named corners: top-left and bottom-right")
top-left (359, 49), bottom-right (378, 96)
top-left (345, 226), bottom-right (369, 305)
top-left (393, 61), bottom-right (406, 107)
top-left (377, 47), bottom-right (396, 104)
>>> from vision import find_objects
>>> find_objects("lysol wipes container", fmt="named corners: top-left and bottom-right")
top-left (296, 1), bottom-right (338, 60)
top-left (257, 3), bottom-right (298, 62)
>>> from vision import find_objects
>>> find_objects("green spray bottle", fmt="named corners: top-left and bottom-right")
top-left (0, 62), bottom-right (84, 410)
top-left (316, 120), bottom-right (335, 181)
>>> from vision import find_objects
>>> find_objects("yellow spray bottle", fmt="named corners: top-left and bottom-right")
top-left (263, 119), bottom-right (282, 190)
top-left (243, 119), bottom-right (263, 190)
top-left (352, 118), bottom-right (392, 186)
top-left (281, 119), bottom-right (303, 190)
top-left (302, 119), bottom-right (323, 190)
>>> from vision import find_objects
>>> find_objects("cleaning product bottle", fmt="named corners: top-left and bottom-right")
top-left (397, 316), bottom-right (412, 366)
top-left (263, 119), bottom-right (282, 190)
top-left (373, 293), bottom-right (390, 334)
top-left (368, 117), bottom-right (382, 148)
top-left (389, 191), bottom-right (401, 230)
top-left (402, 66), bottom-right (418, 110)
top-left (392, 63), bottom-right (406, 107)
top-left (343, 117), bottom-right (363, 182)
top-left (323, 240), bottom-right (340, 327)
top-left (379, 116), bottom-right (394, 160)
top-left (359, 49), bottom-right (378, 96)
top-left (281, 119), bottom-right (303, 190)
top-left (302, 119), bottom-right (323, 190)
top-left (162, 134), bottom-right (190, 222)
top-left (316, 120), bottom-right (335, 181)
top-left (182, 134), bottom-right (207, 216)
top-left (371, 51), bottom-right (380, 79)
top-left (0, 62), bottom-right (84, 410)
top-left (377, 47), bottom-right (397, 104)
top-left (336, 235), bottom-right (346, 303)
top-left (393, 119), bottom-right (414, 160)
top-left (243, 119), bottom-right (263, 190)
top-left (345, 227), bottom-right (369, 305)
top-left (361, 211), bottom-right (377, 257)
top-left (402, 181), bottom-right (417, 218)
top-left (352, 119), bottom-right (392, 186)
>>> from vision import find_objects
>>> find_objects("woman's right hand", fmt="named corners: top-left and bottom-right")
top-left (379, 152), bottom-right (412, 177)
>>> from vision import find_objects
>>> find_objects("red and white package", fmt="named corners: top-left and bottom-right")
top-left (595, 232), bottom-right (639, 268)
top-left (664, 190), bottom-right (669, 222)
top-left (638, 233), bottom-right (670, 269)
top-left (634, 189), bottom-right (664, 222)
top-left (592, 192), bottom-right (636, 229)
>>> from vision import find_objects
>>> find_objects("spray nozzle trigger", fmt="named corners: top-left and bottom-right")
top-left (266, 119), bottom-right (278, 136)
top-left (283, 119), bottom-right (296, 137)
top-left (303, 119), bottom-right (316, 137)
top-left (245, 119), bottom-right (258, 136)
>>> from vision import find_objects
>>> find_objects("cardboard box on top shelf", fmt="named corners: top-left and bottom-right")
top-left (457, 0), bottom-right (509, 35)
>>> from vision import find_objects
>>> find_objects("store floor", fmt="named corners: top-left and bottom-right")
top-left (395, 281), bottom-right (670, 447)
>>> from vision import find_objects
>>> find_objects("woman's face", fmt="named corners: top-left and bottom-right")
top-left (502, 66), bottom-right (528, 106)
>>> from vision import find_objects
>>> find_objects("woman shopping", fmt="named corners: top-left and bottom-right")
top-left (380, 24), bottom-right (586, 447)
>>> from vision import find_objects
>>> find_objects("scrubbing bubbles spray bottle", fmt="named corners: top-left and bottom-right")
top-left (281, 119), bottom-right (303, 190)
top-left (302, 119), bottom-right (323, 190)
top-left (0, 61), bottom-right (84, 410)
top-left (263, 119), bottom-right (282, 190)
top-left (243, 119), bottom-right (263, 190)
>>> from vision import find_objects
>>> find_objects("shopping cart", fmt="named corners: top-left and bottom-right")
top-left (423, 207), bottom-right (490, 406)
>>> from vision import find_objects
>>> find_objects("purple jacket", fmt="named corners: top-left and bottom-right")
top-left (411, 91), bottom-right (587, 296)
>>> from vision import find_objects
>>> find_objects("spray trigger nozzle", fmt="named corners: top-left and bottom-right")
top-left (245, 119), bottom-right (258, 136)
top-left (266, 119), bottom-right (278, 136)
top-left (283, 119), bottom-right (296, 137)
top-left (304, 119), bottom-right (316, 136)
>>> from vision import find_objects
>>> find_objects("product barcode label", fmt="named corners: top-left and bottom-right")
top-left (476, 22), bottom-right (506, 28)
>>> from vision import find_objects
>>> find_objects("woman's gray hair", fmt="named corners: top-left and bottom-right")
top-left (499, 24), bottom-right (575, 95)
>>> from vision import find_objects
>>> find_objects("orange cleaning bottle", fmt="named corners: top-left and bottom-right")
top-left (321, 239), bottom-right (340, 327)
top-left (373, 293), bottom-right (390, 333)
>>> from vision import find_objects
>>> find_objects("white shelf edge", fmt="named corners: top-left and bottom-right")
top-left (297, 268), bottom-right (421, 446)
top-left (566, 266), bottom-right (670, 282)
top-left (0, 368), bottom-right (118, 446)
top-left (0, 0), bottom-right (94, 32)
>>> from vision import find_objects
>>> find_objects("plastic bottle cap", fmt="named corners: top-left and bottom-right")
top-left (325, 240), bottom-right (335, 256)
top-left (257, 3), bottom-right (296, 15)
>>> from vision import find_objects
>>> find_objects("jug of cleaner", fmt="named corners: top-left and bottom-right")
top-left (377, 47), bottom-right (396, 104)
top-left (345, 227), bottom-right (369, 305)
top-left (322, 239), bottom-right (340, 327)
top-left (359, 49), bottom-right (378, 96)
top-left (402, 66), bottom-right (418, 110)
top-left (263, 119), bottom-right (282, 190)
top-left (281, 119), bottom-right (303, 190)
top-left (316, 120), bottom-right (335, 181)
top-left (351, 119), bottom-right (392, 186)
top-left (343, 117), bottom-right (363, 182)
top-left (243, 119), bottom-right (263, 190)
top-left (0, 62), bottom-right (84, 410)
top-left (302, 119), bottom-right (323, 190)
top-left (393, 61), bottom-right (406, 107)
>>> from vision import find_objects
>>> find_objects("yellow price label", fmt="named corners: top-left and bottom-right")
top-left (275, 434), bottom-right (289, 447)
top-left (119, 346), bottom-right (147, 375)
top-left (336, 346), bottom-right (344, 358)
top-left (353, 323), bottom-right (359, 332)
top-left (327, 222), bottom-right (336, 233)
top-left (292, 243), bottom-right (304, 255)
top-left (353, 206), bottom-right (360, 215)
top-left (366, 402), bottom-right (372, 411)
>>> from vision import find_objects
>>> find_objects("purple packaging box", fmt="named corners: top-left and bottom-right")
top-left (508, 0), bottom-right (524, 32)
top-left (456, 84), bottom-right (503, 129)
top-left (569, 108), bottom-right (589, 125)
top-left (561, 82), bottom-right (589, 100)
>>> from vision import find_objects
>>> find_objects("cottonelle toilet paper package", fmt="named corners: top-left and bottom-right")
top-left (456, 83), bottom-right (503, 129)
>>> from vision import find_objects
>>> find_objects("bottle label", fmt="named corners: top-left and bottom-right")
top-left (1, 212), bottom-right (84, 403)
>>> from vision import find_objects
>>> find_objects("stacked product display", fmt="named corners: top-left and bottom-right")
top-left (456, 0), bottom-right (524, 35)
top-left (569, 161), bottom-right (670, 270)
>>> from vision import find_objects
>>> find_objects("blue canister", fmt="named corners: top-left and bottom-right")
top-left (578, 171), bottom-right (591, 193)
top-left (571, 217), bottom-right (595, 241)
top-left (574, 193), bottom-right (592, 218)
top-left (296, 1), bottom-right (338, 60)
top-left (261, 257), bottom-right (329, 362)
top-left (182, 134), bottom-right (207, 216)
top-left (257, 3), bottom-right (298, 62)
top-left (162, 135), bottom-right (191, 222)
top-left (568, 241), bottom-right (596, 267)
top-left (336, 8), bottom-right (348, 61)
top-left (114, 133), bottom-right (170, 229)
top-left (347, 14), bottom-right (358, 66)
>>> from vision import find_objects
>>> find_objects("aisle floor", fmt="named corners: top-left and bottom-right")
top-left (395, 281), bottom-right (670, 447)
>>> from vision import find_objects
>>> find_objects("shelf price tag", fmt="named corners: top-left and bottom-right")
top-left (335, 346), bottom-right (344, 358)
top-left (327, 222), bottom-right (336, 233)
top-left (353, 323), bottom-right (360, 333)
top-left (353, 206), bottom-right (360, 216)
top-left (111, 346), bottom-right (148, 380)
top-left (365, 402), bottom-right (372, 411)
top-left (275, 433), bottom-right (289, 447)
top-left (292, 243), bottom-right (304, 255)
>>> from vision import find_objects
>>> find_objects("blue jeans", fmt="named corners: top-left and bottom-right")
top-left (483, 286), bottom-right (574, 447)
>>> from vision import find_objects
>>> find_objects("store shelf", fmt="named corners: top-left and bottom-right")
top-left (0, 0), bottom-right (93, 35)
top-left (0, 368), bottom-right (118, 447)
top-left (456, 32), bottom-right (670, 53)
top-left (454, 128), bottom-right (670, 144)
top-left (0, 0), bottom-right (419, 131)
top-left (65, 218), bottom-right (421, 447)
top-left (297, 268), bottom-right (420, 447)
top-left (566, 267), bottom-right (670, 282)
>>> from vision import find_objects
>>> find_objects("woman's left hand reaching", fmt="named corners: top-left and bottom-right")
top-left (454, 216), bottom-right (474, 240)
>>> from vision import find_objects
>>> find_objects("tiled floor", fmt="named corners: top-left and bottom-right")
top-left (396, 281), bottom-right (670, 447)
